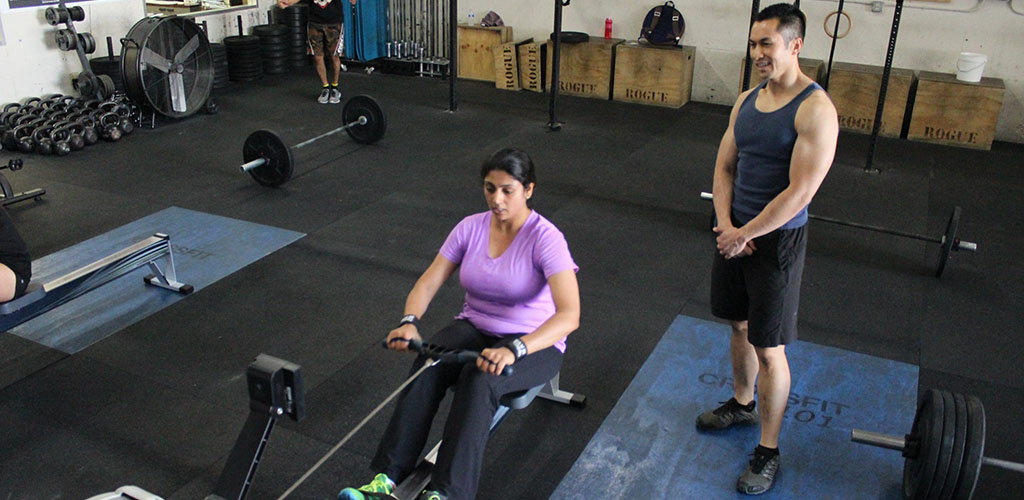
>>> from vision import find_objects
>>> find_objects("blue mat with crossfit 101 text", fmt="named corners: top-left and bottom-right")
top-left (10, 206), bottom-right (304, 354)
top-left (550, 315), bottom-right (918, 500)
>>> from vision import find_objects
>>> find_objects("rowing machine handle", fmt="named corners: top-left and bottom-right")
top-left (383, 338), bottom-right (513, 376)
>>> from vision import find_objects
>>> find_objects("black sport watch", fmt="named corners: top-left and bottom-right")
top-left (399, 314), bottom-right (419, 329)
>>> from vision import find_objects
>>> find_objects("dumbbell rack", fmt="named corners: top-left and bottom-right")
top-left (46, 0), bottom-right (113, 100)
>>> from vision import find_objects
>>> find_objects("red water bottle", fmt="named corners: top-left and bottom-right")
top-left (605, 18), bottom-right (612, 39)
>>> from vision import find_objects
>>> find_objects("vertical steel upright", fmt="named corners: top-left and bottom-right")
top-left (448, 0), bottom-right (457, 111)
top-left (864, 0), bottom-right (904, 173)
top-left (548, 0), bottom-right (568, 130)
top-left (741, 0), bottom-right (761, 92)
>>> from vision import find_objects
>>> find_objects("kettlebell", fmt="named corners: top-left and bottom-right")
top-left (33, 126), bottom-right (54, 155)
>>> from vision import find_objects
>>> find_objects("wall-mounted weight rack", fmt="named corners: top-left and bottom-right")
top-left (46, 0), bottom-right (115, 100)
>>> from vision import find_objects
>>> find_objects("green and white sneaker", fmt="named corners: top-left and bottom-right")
top-left (417, 490), bottom-right (447, 500)
top-left (337, 473), bottom-right (395, 500)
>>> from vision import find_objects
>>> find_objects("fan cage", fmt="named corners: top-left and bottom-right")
top-left (121, 16), bottom-right (214, 118)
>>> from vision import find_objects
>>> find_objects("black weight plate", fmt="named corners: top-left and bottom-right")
top-left (256, 35), bottom-right (288, 44)
top-left (45, 7), bottom-right (64, 26)
top-left (938, 393), bottom-right (969, 500)
top-left (343, 95), bottom-right (386, 145)
top-left (231, 74), bottom-right (264, 83)
top-left (253, 24), bottom-right (289, 36)
top-left (904, 389), bottom-right (943, 500)
top-left (261, 49), bottom-right (290, 60)
top-left (935, 207), bottom-right (961, 278)
top-left (243, 130), bottom-right (293, 186)
top-left (68, 5), bottom-right (85, 21)
top-left (952, 396), bottom-right (984, 500)
top-left (262, 42), bottom-right (290, 52)
top-left (223, 35), bottom-right (261, 46)
top-left (927, 391), bottom-right (957, 500)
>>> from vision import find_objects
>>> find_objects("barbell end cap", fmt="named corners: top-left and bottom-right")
top-left (957, 240), bottom-right (978, 252)
top-left (357, 116), bottom-right (368, 125)
top-left (700, 191), bottom-right (713, 200)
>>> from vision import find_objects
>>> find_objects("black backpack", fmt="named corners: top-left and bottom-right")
top-left (639, 1), bottom-right (685, 46)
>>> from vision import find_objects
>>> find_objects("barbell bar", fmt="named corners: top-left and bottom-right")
top-left (851, 389), bottom-right (1024, 500)
top-left (239, 95), bottom-right (387, 187)
top-left (698, 191), bottom-right (977, 277)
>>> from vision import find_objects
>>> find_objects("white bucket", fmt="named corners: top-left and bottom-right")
top-left (955, 52), bottom-right (987, 83)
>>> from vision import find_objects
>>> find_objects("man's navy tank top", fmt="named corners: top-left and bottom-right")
top-left (731, 80), bottom-right (823, 230)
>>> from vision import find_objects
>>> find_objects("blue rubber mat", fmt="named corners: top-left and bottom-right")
top-left (551, 315), bottom-right (918, 500)
top-left (9, 207), bottom-right (304, 354)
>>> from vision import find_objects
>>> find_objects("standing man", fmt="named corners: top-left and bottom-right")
top-left (277, 0), bottom-right (356, 103)
top-left (697, 3), bottom-right (837, 495)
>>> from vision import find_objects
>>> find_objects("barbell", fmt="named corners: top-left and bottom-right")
top-left (698, 192), bottom-right (977, 277)
top-left (852, 389), bottom-right (1024, 500)
top-left (240, 95), bottom-right (386, 187)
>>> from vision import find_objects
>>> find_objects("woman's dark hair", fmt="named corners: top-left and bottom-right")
top-left (755, 3), bottom-right (806, 44)
top-left (480, 148), bottom-right (537, 189)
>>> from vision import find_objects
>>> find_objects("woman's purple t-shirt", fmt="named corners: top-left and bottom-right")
top-left (439, 210), bottom-right (578, 352)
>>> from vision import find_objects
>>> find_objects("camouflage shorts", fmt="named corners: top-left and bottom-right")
top-left (307, 22), bottom-right (343, 57)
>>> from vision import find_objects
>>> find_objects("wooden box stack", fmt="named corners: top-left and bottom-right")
top-left (545, 38), bottom-right (623, 100)
top-left (457, 24), bottom-right (513, 82)
top-left (827, 62), bottom-right (914, 137)
top-left (907, 71), bottom-right (1004, 150)
top-left (612, 43), bottom-right (695, 108)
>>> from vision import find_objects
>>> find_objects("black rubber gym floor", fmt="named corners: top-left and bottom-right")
top-left (0, 69), bottom-right (1021, 499)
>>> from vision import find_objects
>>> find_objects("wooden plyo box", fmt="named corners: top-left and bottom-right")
top-left (546, 38), bottom-right (623, 100)
top-left (908, 71), bottom-right (1004, 150)
top-left (494, 42), bottom-right (520, 90)
top-left (457, 24), bottom-right (513, 82)
top-left (517, 42), bottom-right (545, 93)
top-left (828, 62), bottom-right (914, 137)
top-left (739, 57), bottom-right (823, 92)
top-left (495, 39), bottom-right (535, 91)
top-left (612, 43), bottom-right (695, 108)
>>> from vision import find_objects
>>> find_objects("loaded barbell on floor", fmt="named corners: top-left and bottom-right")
top-left (239, 95), bottom-right (386, 186)
top-left (698, 192), bottom-right (977, 277)
top-left (852, 389), bottom-right (1024, 500)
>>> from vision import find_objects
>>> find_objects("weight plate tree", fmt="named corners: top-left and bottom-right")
top-left (121, 16), bottom-right (214, 118)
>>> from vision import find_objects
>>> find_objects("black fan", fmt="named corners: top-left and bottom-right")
top-left (121, 16), bottom-right (213, 118)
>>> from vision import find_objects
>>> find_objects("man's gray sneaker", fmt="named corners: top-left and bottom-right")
top-left (737, 450), bottom-right (780, 495)
top-left (696, 398), bottom-right (758, 430)
top-left (317, 87), bottom-right (331, 104)
top-left (329, 87), bottom-right (342, 104)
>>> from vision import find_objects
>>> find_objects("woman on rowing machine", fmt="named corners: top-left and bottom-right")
top-left (338, 148), bottom-right (581, 500)
top-left (0, 207), bottom-right (30, 303)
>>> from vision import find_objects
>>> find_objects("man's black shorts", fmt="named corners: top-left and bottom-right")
top-left (710, 224), bottom-right (807, 348)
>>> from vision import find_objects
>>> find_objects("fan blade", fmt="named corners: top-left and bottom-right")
top-left (142, 47), bottom-right (172, 73)
top-left (169, 72), bottom-right (187, 113)
top-left (174, 34), bottom-right (201, 65)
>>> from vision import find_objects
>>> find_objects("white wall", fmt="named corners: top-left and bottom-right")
top-left (460, 0), bottom-right (1024, 143)
top-left (3, 0), bottom-right (1022, 142)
